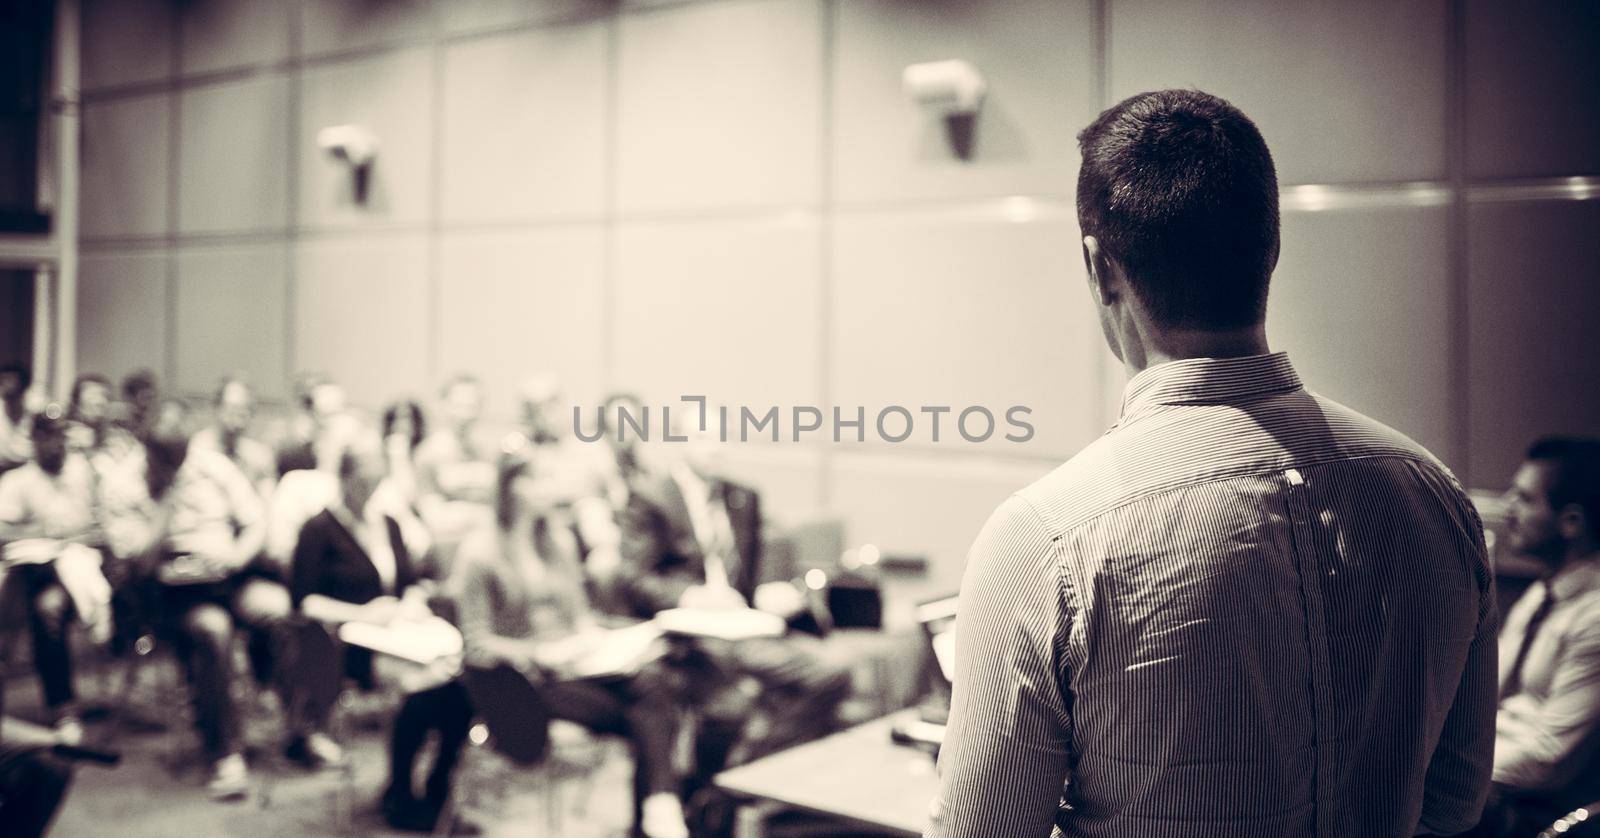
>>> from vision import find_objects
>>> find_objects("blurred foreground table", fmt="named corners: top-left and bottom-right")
top-left (714, 709), bottom-right (937, 837)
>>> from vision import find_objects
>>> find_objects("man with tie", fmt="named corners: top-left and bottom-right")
top-left (1478, 437), bottom-right (1600, 835)
top-left (617, 412), bottom-right (851, 824)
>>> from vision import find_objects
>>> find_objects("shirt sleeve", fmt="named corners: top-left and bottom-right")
top-left (926, 495), bottom-right (1073, 838)
top-left (1416, 462), bottom-right (1497, 835)
top-left (1493, 617), bottom-right (1600, 791)
top-left (1418, 575), bottom-right (1498, 833)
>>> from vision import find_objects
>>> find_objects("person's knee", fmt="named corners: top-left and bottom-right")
top-left (32, 585), bottom-right (72, 632)
top-left (232, 580), bottom-right (291, 626)
top-left (181, 604), bottom-right (233, 649)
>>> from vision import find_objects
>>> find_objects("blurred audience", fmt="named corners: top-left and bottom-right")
top-left (64, 374), bottom-right (138, 477)
top-left (116, 370), bottom-right (159, 439)
top-left (0, 413), bottom-right (110, 744)
top-left (618, 413), bottom-right (850, 804)
top-left (415, 374), bottom-right (495, 568)
top-left (381, 397), bottom-right (427, 508)
top-left (275, 372), bottom-right (347, 477)
top-left (8, 353), bottom-right (1594, 838)
top-left (191, 376), bottom-right (276, 502)
top-left (454, 444), bottom-right (688, 838)
top-left (0, 363), bottom-right (35, 475)
top-left (99, 427), bottom-right (266, 799)
top-left (288, 433), bottom-right (468, 833)
top-left (1471, 437), bottom-right (1600, 836)
top-left (597, 390), bottom-right (650, 512)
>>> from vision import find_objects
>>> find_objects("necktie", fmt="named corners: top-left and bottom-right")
top-left (701, 484), bottom-right (734, 592)
top-left (1502, 585), bottom-right (1557, 700)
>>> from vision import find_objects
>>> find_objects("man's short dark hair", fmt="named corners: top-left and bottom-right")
top-left (1076, 89), bottom-right (1280, 330)
top-left (1527, 436), bottom-right (1600, 537)
top-left (121, 368), bottom-right (157, 400)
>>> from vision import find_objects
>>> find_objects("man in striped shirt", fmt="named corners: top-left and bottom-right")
top-left (927, 89), bottom-right (1496, 838)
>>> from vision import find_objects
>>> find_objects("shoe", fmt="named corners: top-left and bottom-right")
top-left (207, 753), bottom-right (251, 801)
top-left (382, 802), bottom-right (437, 833)
top-left (285, 732), bottom-right (346, 769)
top-left (641, 792), bottom-right (690, 838)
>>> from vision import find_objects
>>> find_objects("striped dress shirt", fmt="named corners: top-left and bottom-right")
top-left (927, 353), bottom-right (1497, 838)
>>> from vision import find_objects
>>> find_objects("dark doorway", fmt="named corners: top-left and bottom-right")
top-left (0, 268), bottom-right (35, 371)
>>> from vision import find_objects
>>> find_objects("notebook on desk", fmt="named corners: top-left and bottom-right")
top-left (891, 594), bottom-right (959, 750)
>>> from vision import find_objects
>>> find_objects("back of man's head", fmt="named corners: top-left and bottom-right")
top-left (1527, 436), bottom-right (1600, 542)
top-left (1076, 89), bottom-right (1280, 331)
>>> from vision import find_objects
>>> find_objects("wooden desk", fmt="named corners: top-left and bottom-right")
top-left (714, 710), bottom-right (939, 837)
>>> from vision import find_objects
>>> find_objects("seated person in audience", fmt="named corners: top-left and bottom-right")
top-left (1473, 437), bottom-right (1600, 836)
top-left (514, 376), bottom-right (627, 584)
top-left (191, 378), bottom-right (294, 695)
top-left (116, 369), bottom-right (159, 439)
top-left (275, 372), bottom-right (347, 477)
top-left (382, 398), bottom-right (428, 509)
top-left (99, 428), bottom-right (267, 800)
top-left (0, 363), bottom-right (36, 477)
top-left (596, 390), bottom-right (652, 512)
top-left (289, 432), bottom-right (471, 832)
top-left (453, 445), bottom-right (689, 838)
top-left (415, 374), bottom-right (496, 567)
top-left (0, 679), bottom-right (75, 838)
top-left (0, 414), bottom-right (112, 743)
top-left (618, 413), bottom-right (851, 780)
top-left (64, 374), bottom-right (139, 476)
top-left (269, 420), bottom-right (432, 580)
top-left (191, 376), bottom-right (276, 502)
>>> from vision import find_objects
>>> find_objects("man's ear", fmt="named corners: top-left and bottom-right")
top-left (1557, 503), bottom-right (1588, 542)
top-left (1082, 235), bottom-right (1118, 306)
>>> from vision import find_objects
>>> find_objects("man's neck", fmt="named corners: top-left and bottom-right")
top-left (1554, 542), bottom-right (1600, 575)
top-left (2, 399), bottom-right (21, 422)
top-left (1122, 324), bottom-right (1271, 378)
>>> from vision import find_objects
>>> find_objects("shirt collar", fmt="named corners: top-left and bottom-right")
top-left (1547, 556), bottom-right (1600, 602)
top-left (1119, 352), bottom-right (1303, 420)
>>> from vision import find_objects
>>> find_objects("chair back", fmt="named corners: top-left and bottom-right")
top-left (460, 663), bottom-right (552, 766)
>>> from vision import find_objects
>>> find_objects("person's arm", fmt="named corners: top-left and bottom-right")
top-left (290, 522), bottom-right (394, 625)
top-left (926, 496), bottom-right (1073, 838)
top-left (215, 455), bottom-right (266, 570)
top-left (1415, 467), bottom-right (1497, 835)
top-left (1492, 620), bottom-right (1600, 792)
top-left (1416, 584), bottom-right (1498, 833)
top-left (452, 542), bottom-right (538, 670)
top-left (0, 470), bottom-right (37, 541)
